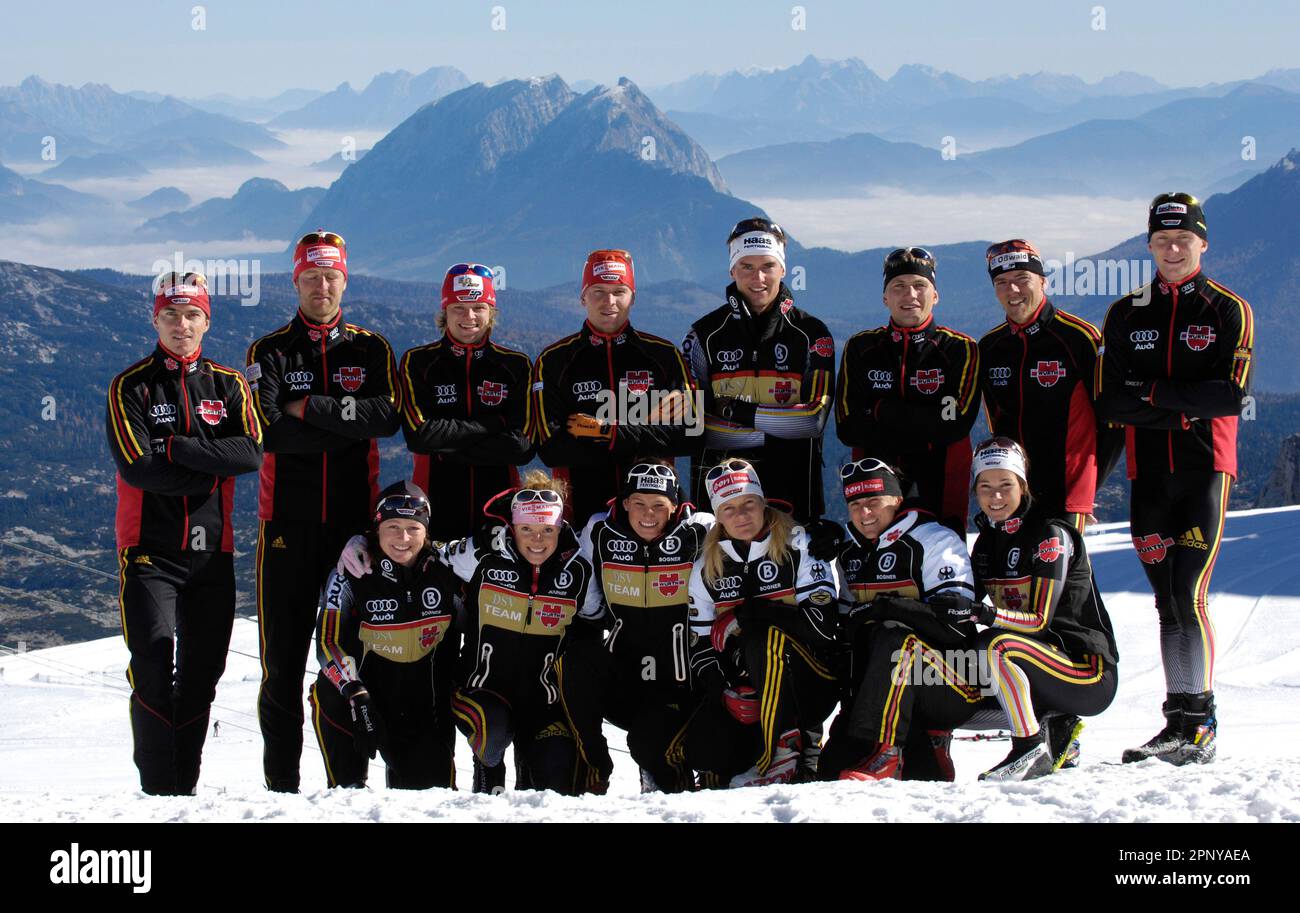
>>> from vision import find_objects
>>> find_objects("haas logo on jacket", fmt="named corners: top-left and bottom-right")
top-left (653, 572), bottom-right (685, 598)
top-left (1180, 326), bottom-right (1216, 351)
top-left (773, 380), bottom-right (793, 403)
top-left (1133, 533), bottom-right (1176, 564)
top-left (1037, 537), bottom-right (1064, 562)
top-left (910, 369), bottom-right (944, 395)
top-left (196, 399), bottom-right (226, 425)
top-left (1030, 360), bottom-right (1066, 388)
top-left (333, 366), bottom-right (365, 392)
top-left (477, 380), bottom-right (507, 406)
top-left (623, 370), bottom-right (653, 395)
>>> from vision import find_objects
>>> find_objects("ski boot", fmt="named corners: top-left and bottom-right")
top-left (473, 758), bottom-right (507, 794)
top-left (1122, 694), bottom-right (1185, 764)
top-left (730, 729), bottom-right (801, 788)
top-left (1043, 713), bottom-right (1084, 770)
top-left (1168, 693), bottom-right (1216, 766)
top-left (839, 743), bottom-right (903, 781)
top-left (979, 735), bottom-right (1054, 782)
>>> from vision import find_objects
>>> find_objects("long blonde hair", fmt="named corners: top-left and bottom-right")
top-left (702, 505), bottom-right (795, 585)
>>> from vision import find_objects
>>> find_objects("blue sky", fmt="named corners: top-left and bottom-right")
top-left (3, 0), bottom-right (1296, 98)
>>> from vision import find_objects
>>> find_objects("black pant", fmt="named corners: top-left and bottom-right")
top-left (1130, 470), bottom-right (1229, 695)
top-left (556, 639), bottom-right (696, 792)
top-left (843, 622), bottom-right (990, 748)
top-left (452, 687), bottom-right (578, 794)
top-left (308, 674), bottom-right (454, 790)
top-left (256, 519), bottom-right (357, 790)
top-left (975, 630), bottom-right (1117, 738)
top-left (117, 547), bottom-right (235, 795)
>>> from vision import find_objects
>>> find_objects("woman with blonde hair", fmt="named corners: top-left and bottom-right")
top-left (682, 459), bottom-right (841, 787)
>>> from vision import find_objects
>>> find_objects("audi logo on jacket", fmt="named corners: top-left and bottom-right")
top-left (245, 309), bottom-right (401, 529)
top-left (683, 283), bottom-right (834, 519)
top-left (531, 321), bottom-right (695, 525)
top-left (315, 542), bottom-right (460, 697)
top-left (399, 334), bottom-right (534, 541)
top-left (106, 344), bottom-right (262, 553)
top-left (1096, 268), bottom-right (1254, 479)
top-left (443, 524), bottom-right (596, 705)
top-left (687, 523), bottom-right (840, 690)
top-left (835, 316), bottom-right (980, 529)
top-left (970, 499), bottom-right (1118, 665)
top-left (978, 300), bottom-right (1107, 517)
top-left (576, 502), bottom-right (715, 694)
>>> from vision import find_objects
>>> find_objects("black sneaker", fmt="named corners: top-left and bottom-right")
top-left (1043, 714), bottom-right (1084, 770)
top-left (979, 737), bottom-right (1054, 782)
top-left (1122, 696), bottom-right (1185, 764)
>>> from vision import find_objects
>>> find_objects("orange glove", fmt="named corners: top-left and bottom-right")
top-left (567, 413), bottom-right (612, 441)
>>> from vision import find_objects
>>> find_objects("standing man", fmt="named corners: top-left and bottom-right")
top-left (835, 247), bottom-right (980, 534)
top-left (684, 218), bottom-right (835, 521)
top-left (978, 238), bottom-right (1123, 530)
top-left (1097, 193), bottom-right (1254, 766)
top-left (532, 249), bottom-right (696, 525)
top-left (107, 272), bottom-right (262, 795)
top-left (400, 263), bottom-right (534, 541)
top-left (247, 230), bottom-right (402, 792)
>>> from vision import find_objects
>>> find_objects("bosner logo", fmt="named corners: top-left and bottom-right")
top-left (50, 844), bottom-right (151, 893)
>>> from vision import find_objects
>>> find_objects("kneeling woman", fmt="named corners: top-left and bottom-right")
top-left (312, 481), bottom-right (462, 789)
top-left (684, 459), bottom-right (841, 787)
top-left (969, 438), bottom-right (1119, 781)
top-left (446, 470), bottom-right (597, 794)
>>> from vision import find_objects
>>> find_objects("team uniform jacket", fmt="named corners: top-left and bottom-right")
top-left (576, 503), bottom-right (715, 694)
top-left (443, 524), bottom-right (596, 707)
top-left (836, 316), bottom-right (980, 523)
top-left (246, 309), bottom-right (401, 528)
top-left (399, 334), bottom-right (534, 538)
top-left (970, 501), bottom-right (1118, 664)
top-left (315, 544), bottom-right (461, 696)
top-left (687, 525), bottom-right (841, 687)
top-left (683, 284), bottom-right (834, 516)
top-left (531, 322), bottom-right (695, 522)
top-left (979, 301), bottom-right (1103, 516)
top-left (1096, 268), bottom-right (1254, 480)
top-left (106, 345), bottom-right (262, 552)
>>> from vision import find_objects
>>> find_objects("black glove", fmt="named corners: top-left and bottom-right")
top-left (342, 681), bottom-right (382, 759)
top-left (716, 396), bottom-right (757, 427)
top-left (805, 518), bottom-right (846, 562)
top-left (799, 599), bottom-right (839, 645)
top-left (928, 591), bottom-right (979, 627)
top-left (149, 437), bottom-right (170, 457)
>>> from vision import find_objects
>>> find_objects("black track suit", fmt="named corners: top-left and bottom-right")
top-left (979, 300), bottom-right (1122, 528)
top-left (970, 499), bottom-right (1119, 737)
top-left (683, 524), bottom-right (841, 779)
top-left (310, 543), bottom-right (461, 789)
top-left (558, 503), bottom-right (715, 791)
top-left (106, 344), bottom-right (262, 795)
top-left (1096, 268), bottom-right (1253, 695)
top-left (399, 334), bottom-right (534, 542)
top-left (836, 316), bottom-right (980, 533)
top-left (532, 322), bottom-right (695, 525)
top-left (821, 508), bottom-right (988, 776)
top-left (246, 308), bottom-right (401, 790)
top-left (444, 525), bottom-right (596, 794)
top-left (683, 284), bottom-right (835, 521)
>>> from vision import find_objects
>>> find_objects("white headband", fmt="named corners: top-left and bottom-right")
top-left (707, 464), bottom-right (765, 512)
top-left (728, 232), bottom-right (786, 270)
top-left (972, 445), bottom-right (1027, 484)
top-left (511, 495), bottom-right (564, 527)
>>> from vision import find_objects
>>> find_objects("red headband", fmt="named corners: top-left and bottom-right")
top-left (154, 283), bottom-right (210, 319)
top-left (293, 233), bottom-right (348, 284)
top-left (582, 249), bottom-right (635, 296)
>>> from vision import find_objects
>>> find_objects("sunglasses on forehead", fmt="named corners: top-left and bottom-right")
top-left (376, 493), bottom-right (429, 514)
top-left (705, 459), bottom-right (754, 482)
top-left (985, 239), bottom-right (1040, 260)
top-left (728, 218), bottom-right (784, 241)
top-left (885, 246), bottom-right (935, 264)
top-left (156, 271), bottom-right (208, 291)
top-left (627, 463), bottom-right (676, 481)
top-left (839, 458), bottom-right (893, 479)
top-left (974, 435), bottom-right (1026, 455)
top-left (512, 488), bottom-right (563, 505)
top-left (1149, 191), bottom-right (1200, 211)
top-left (298, 230), bottom-right (346, 249)
top-left (447, 262), bottom-right (494, 279)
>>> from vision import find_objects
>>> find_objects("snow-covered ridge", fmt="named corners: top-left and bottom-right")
top-left (2, 507), bottom-right (1299, 822)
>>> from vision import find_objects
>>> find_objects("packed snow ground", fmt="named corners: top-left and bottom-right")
top-left (2, 507), bottom-right (1299, 823)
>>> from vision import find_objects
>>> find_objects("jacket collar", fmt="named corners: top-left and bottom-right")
top-left (1155, 267), bottom-right (1205, 298)
top-left (582, 319), bottom-right (632, 346)
top-left (887, 314), bottom-right (934, 344)
top-left (1008, 299), bottom-right (1055, 336)
top-left (154, 342), bottom-right (202, 374)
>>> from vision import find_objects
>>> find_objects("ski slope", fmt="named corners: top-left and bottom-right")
top-left (2, 507), bottom-right (1299, 823)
